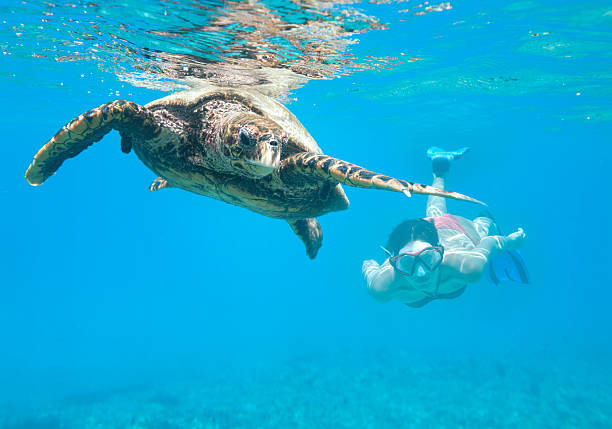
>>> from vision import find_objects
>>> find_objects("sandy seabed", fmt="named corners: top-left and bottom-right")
top-left (2, 349), bottom-right (610, 429)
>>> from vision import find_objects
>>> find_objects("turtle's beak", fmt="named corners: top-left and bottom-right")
top-left (231, 135), bottom-right (282, 178)
top-left (244, 134), bottom-right (282, 174)
top-left (223, 113), bottom-right (286, 178)
top-left (244, 160), bottom-right (277, 176)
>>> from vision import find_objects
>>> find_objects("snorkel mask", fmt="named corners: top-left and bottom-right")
top-left (382, 246), bottom-right (444, 277)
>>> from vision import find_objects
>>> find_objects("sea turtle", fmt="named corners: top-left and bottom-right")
top-left (25, 86), bottom-right (482, 258)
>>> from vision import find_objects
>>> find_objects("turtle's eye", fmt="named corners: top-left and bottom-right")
top-left (238, 128), bottom-right (256, 149)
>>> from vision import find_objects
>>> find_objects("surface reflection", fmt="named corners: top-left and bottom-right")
top-left (1, 0), bottom-right (400, 94)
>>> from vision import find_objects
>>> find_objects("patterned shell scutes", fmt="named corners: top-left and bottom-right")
top-left (145, 85), bottom-right (322, 155)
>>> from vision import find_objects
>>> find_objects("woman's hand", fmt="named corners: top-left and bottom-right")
top-left (362, 259), bottom-right (399, 302)
top-left (362, 259), bottom-right (380, 274)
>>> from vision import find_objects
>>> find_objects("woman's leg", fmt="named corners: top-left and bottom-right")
top-left (425, 146), bottom-right (470, 218)
top-left (426, 174), bottom-right (447, 217)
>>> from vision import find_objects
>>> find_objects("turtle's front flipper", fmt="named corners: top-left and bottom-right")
top-left (25, 100), bottom-right (160, 186)
top-left (280, 153), bottom-right (485, 205)
top-left (288, 218), bottom-right (323, 259)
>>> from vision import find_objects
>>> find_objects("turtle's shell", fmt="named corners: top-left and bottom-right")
top-left (145, 85), bottom-right (323, 155)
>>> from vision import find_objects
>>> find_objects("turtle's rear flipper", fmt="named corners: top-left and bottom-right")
top-left (25, 100), bottom-right (160, 186)
top-left (288, 218), bottom-right (323, 259)
top-left (280, 153), bottom-right (485, 205)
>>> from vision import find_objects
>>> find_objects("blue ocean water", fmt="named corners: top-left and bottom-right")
top-left (1, 0), bottom-right (611, 427)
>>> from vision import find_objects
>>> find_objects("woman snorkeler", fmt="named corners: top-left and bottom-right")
top-left (362, 147), bottom-right (528, 307)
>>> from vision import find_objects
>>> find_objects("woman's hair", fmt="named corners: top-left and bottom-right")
top-left (386, 218), bottom-right (440, 255)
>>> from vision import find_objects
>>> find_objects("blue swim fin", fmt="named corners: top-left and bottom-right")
top-left (478, 211), bottom-right (530, 285)
top-left (426, 146), bottom-right (471, 176)
top-left (486, 249), bottom-right (530, 285)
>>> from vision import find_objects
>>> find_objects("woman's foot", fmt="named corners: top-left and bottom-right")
top-left (426, 146), bottom-right (470, 176)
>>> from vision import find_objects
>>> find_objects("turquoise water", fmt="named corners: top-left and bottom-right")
top-left (1, 1), bottom-right (611, 427)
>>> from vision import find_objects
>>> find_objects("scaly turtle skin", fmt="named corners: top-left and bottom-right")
top-left (25, 86), bottom-right (483, 259)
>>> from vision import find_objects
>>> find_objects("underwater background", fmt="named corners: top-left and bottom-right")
top-left (1, 0), bottom-right (611, 427)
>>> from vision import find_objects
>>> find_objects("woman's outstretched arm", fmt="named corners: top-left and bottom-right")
top-left (362, 259), bottom-right (397, 302)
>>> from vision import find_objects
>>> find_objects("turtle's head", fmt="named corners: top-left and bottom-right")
top-left (220, 113), bottom-right (287, 178)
